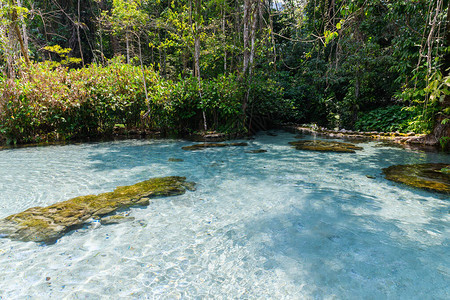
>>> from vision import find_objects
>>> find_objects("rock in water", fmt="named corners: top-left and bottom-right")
top-left (168, 158), bottom-right (184, 162)
top-left (383, 163), bottom-right (450, 194)
top-left (288, 140), bottom-right (363, 153)
top-left (0, 176), bottom-right (195, 243)
top-left (182, 143), bottom-right (228, 150)
top-left (182, 142), bottom-right (248, 150)
top-left (100, 215), bottom-right (136, 225)
top-left (245, 149), bottom-right (268, 153)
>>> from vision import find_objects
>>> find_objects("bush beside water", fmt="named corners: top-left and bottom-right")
top-left (354, 105), bottom-right (423, 133)
top-left (0, 59), bottom-right (290, 144)
top-left (0, 59), bottom-right (429, 145)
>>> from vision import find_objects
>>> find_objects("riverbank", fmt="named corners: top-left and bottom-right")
top-left (1, 122), bottom-right (445, 152)
top-left (0, 126), bottom-right (249, 150)
top-left (283, 124), bottom-right (447, 152)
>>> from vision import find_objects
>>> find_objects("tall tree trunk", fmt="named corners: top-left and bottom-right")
top-left (6, 23), bottom-right (16, 78)
top-left (194, 36), bottom-right (200, 78)
top-left (248, 0), bottom-right (259, 76)
top-left (9, 2), bottom-right (30, 69)
top-left (222, 7), bottom-right (227, 73)
top-left (77, 0), bottom-right (85, 66)
top-left (17, 0), bottom-right (27, 52)
top-left (242, 0), bottom-right (250, 75)
top-left (194, 0), bottom-right (207, 130)
top-left (137, 35), bottom-right (151, 120)
top-left (242, 0), bottom-right (259, 124)
top-left (126, 32), bottom-right (130, 64)
top-left (269, 8), bottom-right (277, 71)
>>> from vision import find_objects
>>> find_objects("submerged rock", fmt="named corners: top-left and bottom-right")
top-left (245, 149), bottom-right (268, 153)
top-left (383, 163), bottom-right (450, 194)
top-left (182, 142), bottom-right (248, 151)
top-left (168, 158), bottom-right (184, 162)
top-left (182, 143), bottom-right (228, 150)
top-left (100, 215), bottom-right (136, 225)
top-left (0, 176), bottom-right (195, 243)
top-left (289, 140), bottom-right (363, 153)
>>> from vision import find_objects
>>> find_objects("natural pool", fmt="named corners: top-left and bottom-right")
top-left (0, 131), bottom-right (448, 299)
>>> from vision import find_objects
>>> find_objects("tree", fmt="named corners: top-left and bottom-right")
top-left (0, 0), bottom-right (30, 77)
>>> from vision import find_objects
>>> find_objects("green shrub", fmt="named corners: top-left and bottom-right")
top-left (149, 74), bottom-right (245, 133)
top-left (354, 105), bottom-right (423, 133)
top-left (0, 60), bottom-right (263, 143)
top-left (247, 75), bottom-right (292, 121)
top-left (1, 56), bottom-right (301, 144)
top-left (0, 59), bottom-right (151, 143)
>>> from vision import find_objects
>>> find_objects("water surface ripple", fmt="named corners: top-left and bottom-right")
top-left (0, 131), bottom-right (448, 299)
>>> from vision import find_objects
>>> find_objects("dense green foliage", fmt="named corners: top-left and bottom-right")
top-left (0, 59), bottom-right (148, 143)
top-left (354, 105), bottom-right (422, 133)
top-left (0, 0), bottom-right (448, 144)
top-left (275, 0), bottom-right (449, 131)
top-left (0, 58), bottom-right (290, 143)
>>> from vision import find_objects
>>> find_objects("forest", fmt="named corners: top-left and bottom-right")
top-left (0, 0), bottom-right (449, 146)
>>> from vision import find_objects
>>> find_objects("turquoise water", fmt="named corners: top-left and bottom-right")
top-left (0, 131), bottom-right (448, 299)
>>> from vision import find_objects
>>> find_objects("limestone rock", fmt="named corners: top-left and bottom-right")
top-left (0, 176), bottom-right (195, 243)
top-left (289, 140), bottom-right (363, 153)
top-left (100, 215), bottom-right (135, 225)
top-left (168, 158), bottom-right (184, 162)
top-left (182, 143), bottom-right (228, 150)
top-left (245, 149), bottom-right (268, 153)
top-left (182, 142), bottom-right (248, 151)
top-left (383, 163), bottom-right (450, 194)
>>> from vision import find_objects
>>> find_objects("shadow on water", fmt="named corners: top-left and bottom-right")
top-left (80, 132), bottom-right (449, 298)
top-left (84, 137), bottom-right (277, 180)
top-left (86, 140), bottom-right (184, 172)
top-left (238, 186), bottom-right (449, 298)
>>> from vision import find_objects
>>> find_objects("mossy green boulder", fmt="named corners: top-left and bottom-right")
top-left (0, 176), bottom-right (195, 243)
top-left (289, 140), bottom-right (363, 153)
top-left (383, 163), bottom-right (450, 194)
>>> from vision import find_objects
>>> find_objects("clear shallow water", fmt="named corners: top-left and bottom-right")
top-left (0, 131), bottom-right (448, 299)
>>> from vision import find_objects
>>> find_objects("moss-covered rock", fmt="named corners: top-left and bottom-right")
top-left (289, 140), bottom-right (363, 153)
top-left (0, 176), bottom-right (195, 243)
top-left (383, 163), bottom-right (450, 194)
top-left (182, 142), bottom-right (248, 151)
top-left (168, 158), bottom-right (184, 162)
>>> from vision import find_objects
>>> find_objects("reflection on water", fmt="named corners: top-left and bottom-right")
top-left (0, 131), bottom-right (449, 298)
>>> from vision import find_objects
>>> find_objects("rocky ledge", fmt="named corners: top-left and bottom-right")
top-left (285, 125), bottom-right (426, 144)
top-left (0, 176), bottom-right (195, 243)
top-left (383, 163), bottom-right (450, 194)
top-left (289, 140), bottom-right (363, 153)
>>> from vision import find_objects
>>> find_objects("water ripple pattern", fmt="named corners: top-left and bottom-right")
top-left (0, 132), bottom-right (449, 299)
